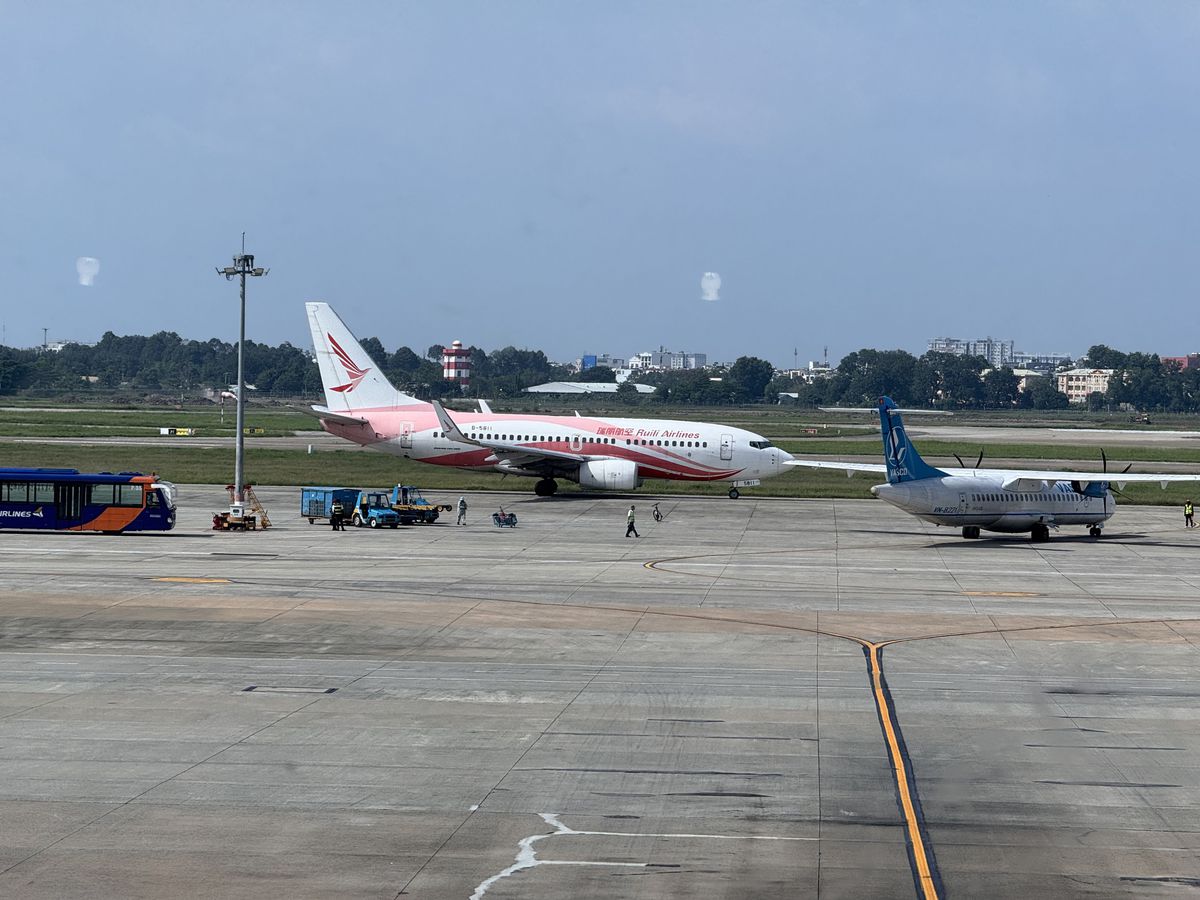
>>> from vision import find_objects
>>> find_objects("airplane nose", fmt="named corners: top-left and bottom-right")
top-left (777, 449), bottom-right (794, 465)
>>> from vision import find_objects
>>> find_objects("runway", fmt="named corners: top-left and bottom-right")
top-left (0, 488), bottom-right (1198, 898)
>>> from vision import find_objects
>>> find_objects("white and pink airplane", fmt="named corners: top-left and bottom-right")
top-left (305, 302), bottom-right (793, 497)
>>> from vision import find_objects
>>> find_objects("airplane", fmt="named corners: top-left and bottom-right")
top-left (785, 396), bottom-right (1200, 541)
top-left (304, 302), bottom-right (793, 497)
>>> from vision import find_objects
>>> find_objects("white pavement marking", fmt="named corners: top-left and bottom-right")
top-left (470, 812), bottom-right (815, 899)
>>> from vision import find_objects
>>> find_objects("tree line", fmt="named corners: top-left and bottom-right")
top-left (2, 332), bottom-right (1196, 411)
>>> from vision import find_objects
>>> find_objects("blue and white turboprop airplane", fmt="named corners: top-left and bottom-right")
top-left (786, 396), bottom-right (1200, 542)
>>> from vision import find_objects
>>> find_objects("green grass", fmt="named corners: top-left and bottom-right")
top-left (1, 402), bottom-right (1197, 506)
top-left (0, 406), bottom-right (315, 438)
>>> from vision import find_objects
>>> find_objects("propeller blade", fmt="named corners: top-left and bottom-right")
top-left (974, 449), bottom-right (984, 469)
top-left (1121, 462), bottom-right (1133, 474)
top-left (1101, 448), bottom-right (1108, 473)
top-left (953, 453), bottom-right (965, 468)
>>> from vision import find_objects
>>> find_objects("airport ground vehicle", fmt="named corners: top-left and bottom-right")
top-left (301, 487), bottom-right (360, 525)
top-left (390, 485), bottom-right (451, 524)
top-left (351, 490), bottom-right (401, 528)
top-left (492, 508), bottom-right (518, 527)
top-left (0, 467), bottom-right (176, 533)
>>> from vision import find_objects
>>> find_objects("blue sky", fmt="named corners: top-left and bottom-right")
top-left (3, 2), bottom-right (1199, 366)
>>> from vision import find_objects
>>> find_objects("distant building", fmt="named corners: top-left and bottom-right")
top-left (1163, 354), bottom-right (1200, 370)
top-left (578, 353), bottom-right (626, 371)
top-left (778, 362), bottom-right (833, 383)
top-left (1011, 351), bottom-right (1074, 375)
top-left (1056, 368), bottom-right (1113, 403)
top-left (627, 348), bottom-right (706, 371)
top-left (441, 340), bottom-right (471, 387)
top-left (927, 336), bottom-right (1015, 367)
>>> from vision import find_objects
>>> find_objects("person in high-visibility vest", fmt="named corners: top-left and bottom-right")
top-left (1186, 500), bottom-right (1195, 529)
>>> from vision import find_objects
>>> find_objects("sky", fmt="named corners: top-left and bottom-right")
top-left (3, 2), bottom-right (1200, 367)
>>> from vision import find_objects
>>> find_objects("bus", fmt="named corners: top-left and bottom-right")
top-left (0, 468), bottom-right (177, 533)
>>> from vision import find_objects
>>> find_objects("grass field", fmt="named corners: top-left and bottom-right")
top-left (0, 401), bottom-right (1197, 506)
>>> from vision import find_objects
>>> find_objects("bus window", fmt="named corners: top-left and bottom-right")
top-left (117, 484), bottom-right (144, 507)
top-left (2, 483), bottom-right (28, 502)
top-left (91, 484), bottom-right (115, 505)
top-left (33, 483), bottom-right (53, 503)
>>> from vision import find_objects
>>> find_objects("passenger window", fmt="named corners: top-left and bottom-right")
top-left (91, 484), bottom-right (115, 504)
top-left (117, 484), bottom-right (144, 507)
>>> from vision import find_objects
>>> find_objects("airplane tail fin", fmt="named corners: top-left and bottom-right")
top-left (305, 302), bottom-right (424, 412)
top-left (878, 397), bottom-right (945, 484)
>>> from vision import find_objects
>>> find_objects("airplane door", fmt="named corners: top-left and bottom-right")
top-left (399, 423), bottom-right (413, 449)
top-left (958, 492), bottom-right (967, 514)
top-left (570, 435), bottom-right (583, 452)
top-left (720, 434), bottom-right (734, 461)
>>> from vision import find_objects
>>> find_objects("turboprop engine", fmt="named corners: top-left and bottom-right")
top-left (577, 458), bottom-right (639, 491)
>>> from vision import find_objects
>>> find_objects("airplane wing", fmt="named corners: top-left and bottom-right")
top-left (983, 468), bottom-right (1200, 491)
top-left (786, 455), bottom-right (1200, 489)
top-left (297, 404), bottom-right (371, 427)
top-left (785, 460), bottom-right (888, 475)
top-left (431, 400), bottom-right (596, 472)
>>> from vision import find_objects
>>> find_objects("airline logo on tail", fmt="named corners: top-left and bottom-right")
top-left (887, 424), bottom-right (908, 467)
top-left (328, 333), bottom-right (370, 393)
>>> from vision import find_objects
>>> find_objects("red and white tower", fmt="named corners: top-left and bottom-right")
top-left (441, 340), bottom-right (471, 387)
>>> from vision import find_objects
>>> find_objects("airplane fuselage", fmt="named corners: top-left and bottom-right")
top-left (872, 474), bottom-right (1114, 533)
top-left (321, 404), bottom-right (788, 484)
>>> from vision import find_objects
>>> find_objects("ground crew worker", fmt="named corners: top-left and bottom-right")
top-left (330, 498), bottom-right (345, 531)
top-left (625, 504), bottom-right (639, 538)
top-left (457, 496), bottom-right (468, 525)
top-left (1186, 500), bottom-right (1195, 529)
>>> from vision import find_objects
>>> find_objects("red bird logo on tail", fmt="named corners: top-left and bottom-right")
top-left (328, 334), bottom-right (370, 393)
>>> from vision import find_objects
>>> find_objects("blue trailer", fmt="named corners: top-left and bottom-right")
top-left (301, 487), bottom-right (360, 524)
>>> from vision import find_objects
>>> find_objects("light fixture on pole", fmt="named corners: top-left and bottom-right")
top-left (215, 235), bottom-right (268, 519)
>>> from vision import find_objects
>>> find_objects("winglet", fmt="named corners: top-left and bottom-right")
top-left (478, 399), bottom-right (492, 414)
top-left (432, 400), bottom-right (478, 445)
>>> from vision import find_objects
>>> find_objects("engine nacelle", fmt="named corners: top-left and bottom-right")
top-left (577, 458), bottom-right (639, 491)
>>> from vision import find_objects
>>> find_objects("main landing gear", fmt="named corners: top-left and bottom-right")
top-left (962, 526), bottom-right (981, 539)
top-left (728, 488), bottom-right (740, 499)
top-left (1089, 526), bottom-right (1103, 538)
top-left (534, 478), bottom-right (558, 497)
top-left (1031, 524), bottom-right (1051, 543)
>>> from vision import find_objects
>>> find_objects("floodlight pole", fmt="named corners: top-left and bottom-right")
top-left (215, 237), bottom-right (268, 509)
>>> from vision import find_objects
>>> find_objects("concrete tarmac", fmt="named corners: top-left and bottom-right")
top-left (0, 487), bottom-right (1199, 898)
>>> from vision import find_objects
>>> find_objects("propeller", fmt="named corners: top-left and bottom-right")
top-left (953, 449), bottom-right (985, 469)
top-left (1100, 449), bottom-right (1133, 476)
top-left (1097, 450), bottom-right (1134, 515)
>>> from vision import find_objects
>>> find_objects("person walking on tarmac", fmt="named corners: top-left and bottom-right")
top-left (625, 504), bottom-right (640, 538)
top-left (457, 496), bottom-right (468, 525)
top-left (330, 498), bottom-right (345, 531)
top-left (1186, 500), bottom-right (1195, 529)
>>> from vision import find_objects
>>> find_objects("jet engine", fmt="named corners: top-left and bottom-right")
top-left (577, 459), bottom-right (639, 491)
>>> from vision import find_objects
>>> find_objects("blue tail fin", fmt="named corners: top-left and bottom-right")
top-left (878, 397), bottom-right (945, 484)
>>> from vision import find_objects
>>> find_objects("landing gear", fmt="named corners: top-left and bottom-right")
top-left (1031, 524), bottom-right (1050, 543)
top-left (1089, 526), bottom-right (1103, 538)
top-left (729, 488), bottom-right (740, 499)
top-left (534, 478), bottom-right (558, 497)
top-left (962, 526), bottom-right (981, 539)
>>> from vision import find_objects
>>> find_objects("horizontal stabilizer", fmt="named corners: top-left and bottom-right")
top-left (301, 405), bottom-right (371, 427)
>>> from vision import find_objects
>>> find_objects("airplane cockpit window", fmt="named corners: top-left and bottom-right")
top-left (749, 440), bottom-right (773, 449)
